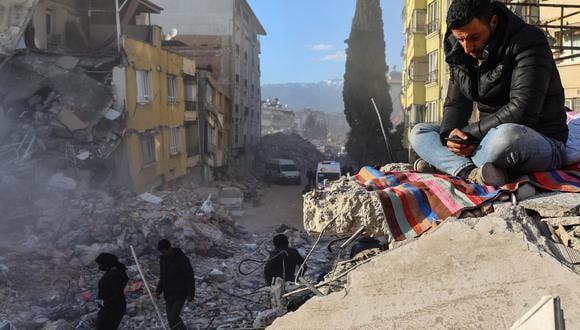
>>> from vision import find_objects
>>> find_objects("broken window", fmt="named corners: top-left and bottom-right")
top-left (167, 75), bottom-right (178, 104)
top-left (136, 70), bottom-right (152, 104)
top-left (140, 135), bottom-right (156, 165)
top-left (170, 127), bottom-right (180, 155)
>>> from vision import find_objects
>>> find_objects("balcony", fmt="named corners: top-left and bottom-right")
top-left (426, 70), bottom-right (438, 85)
top-left (427, 19), bottom-right (439, 35)
top-left (185, 100), bottom-right (197, 111)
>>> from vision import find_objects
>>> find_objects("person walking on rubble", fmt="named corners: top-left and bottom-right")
top-left (410, 0), bottom-right (568, 185)
top-left (155, 239), bottom-right (195, 330)
top-left (95, 253), bottom-right (128, 330)
top-left (264, 234), bottom-right (307, 285)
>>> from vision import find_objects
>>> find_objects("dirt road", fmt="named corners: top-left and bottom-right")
top-left (236, 182), bottom-right (305, 233)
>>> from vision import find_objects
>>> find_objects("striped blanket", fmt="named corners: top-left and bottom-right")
top-left (354, 163), bottom-right (580, 241)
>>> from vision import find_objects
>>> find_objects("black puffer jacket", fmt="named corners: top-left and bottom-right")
top-left (440, 1), bottom-right (568, 145)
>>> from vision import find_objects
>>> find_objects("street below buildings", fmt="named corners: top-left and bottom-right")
top-left (236, 182), bottom-right (305, 233)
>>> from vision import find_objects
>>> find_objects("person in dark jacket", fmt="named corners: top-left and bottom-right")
top-left (155, 239), bottom-right (195, 330)
top-left (95, 253), bottom-right (128, 330)
top-left (264, 234), bottom-right (307, 285)
top-left (409, 0), bottom-right (568, 185)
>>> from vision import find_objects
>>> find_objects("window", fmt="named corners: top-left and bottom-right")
top-left (140, 135), bottom-right (156, 165)
top-left (426, 101), bottom-right (438, 122)
top-left (567, 98), bottom-right (580, 110)
top-left (167, 75), bottom-right (178, 104)
top-left (427, 1), bottom-right (439, 35)
top-left (236, 44), bottom-right (240, 56)
top-left (136, 70), bottom-right (152, 104)
top-left (560, 31), bottom-right (580, 63)
top-left (236, 74), bottom-right (240, 85)
top-left (411, 9), bottom-right (426, 33)
top-left (427, 51), bottom-right (438, 84)
top-left (244, 79), bottom-right (247, 89)
top-left (169, 127), bottom-right (180, 155)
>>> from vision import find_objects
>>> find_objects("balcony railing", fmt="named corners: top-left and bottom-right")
top-left (427, 19), bottom-right (439, 35)
top-left (426, 70), bottom-right (438, 84)
top-left (185, 101), bottom-right (197, 111)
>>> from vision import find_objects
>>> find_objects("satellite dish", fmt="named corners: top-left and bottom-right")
top-left (164, 28), bottom-right (179, 40)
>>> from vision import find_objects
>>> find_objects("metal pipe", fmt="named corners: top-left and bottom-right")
top-left (371, 97), bottom-right (394, 163)
top-left (115, 0), bottom-right (122, 52)
top-left (130, 246), bottom-right (168, 330)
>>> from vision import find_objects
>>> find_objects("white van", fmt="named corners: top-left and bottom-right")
top-left (265, 158), bottom-right (301, 185)
top-left (316, 161), bottom-right (341, 187)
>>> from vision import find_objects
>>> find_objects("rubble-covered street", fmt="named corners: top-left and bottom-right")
top-left (0, 171), bottom-right (337, 329)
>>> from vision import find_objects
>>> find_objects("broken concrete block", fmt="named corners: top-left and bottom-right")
top-left (47, 173), bottom-right (78, 190)
top-left (218, 187), bottom-right (243, 209)
top-left (543, 217), bottom-right (580, 227)
top-left (519, 192), bottom-right (580, 217)
top-left (55, 56), bottom-right (80, 70)
top-left (104, 109), bottom-right (122, 120)
top-left (303, 177), bottom-right (387, 236)
top-left (510, 296), bottom-right (564, 330)
top-left (138, 192), bottom-right (162, 204)
top-left (270, 212), bottom-right (580, 329)
top-left (56, 107), bottom-right (88, 131)
top-left (208, 268), bottom-right (227, 283)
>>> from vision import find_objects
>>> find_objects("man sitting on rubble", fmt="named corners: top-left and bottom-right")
top-left (155, 239), bottom-right (195, 330)
top-left (409, 0), bottom-right (568, 185)
top-left (264, 234), bottom-right (307, 285)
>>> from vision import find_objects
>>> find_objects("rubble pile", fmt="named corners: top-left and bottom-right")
top-left (0, 170), bottom-right (334, 329)
top-left (0, 51), bottom-right (122, 186)
top-left (271, 206), bottom-right (580, 329)
top-left (303, 176), bottom-right (388, 236)
top-left (252, 133), bottom-right (324, 174)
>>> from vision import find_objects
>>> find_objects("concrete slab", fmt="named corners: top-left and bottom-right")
top-left (270, 208), bottom-right (580, 329)
top-left (519, 192), bottom-right (580, 218)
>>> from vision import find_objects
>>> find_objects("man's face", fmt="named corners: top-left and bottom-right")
top-left (451, 16), bottom-right (497, 60)
top-left (159, 248), bottom-right (172, 257)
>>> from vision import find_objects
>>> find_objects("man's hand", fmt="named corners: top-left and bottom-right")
top-left (447, 129), bottom-right (477, 157)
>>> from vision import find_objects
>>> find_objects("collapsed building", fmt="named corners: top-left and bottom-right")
top-left (0, 0), bottom-right (232, 194)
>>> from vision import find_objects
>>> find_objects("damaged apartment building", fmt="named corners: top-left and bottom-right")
top-left (0, 0), bottom-right (229, 192)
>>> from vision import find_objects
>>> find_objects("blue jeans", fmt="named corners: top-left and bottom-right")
top-left (409, 123), bottom-right (566, 177)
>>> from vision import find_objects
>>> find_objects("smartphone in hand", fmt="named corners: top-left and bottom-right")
top-left (445, 136), bottom-right (478, 145)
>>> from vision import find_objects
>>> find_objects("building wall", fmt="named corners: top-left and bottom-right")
top-left (121, 26), bottom-right (187, 192)
top-left (32, 0), bottom-right (86, 49)
top-left (540, 0), bottom-right (580, 110)
top-left (150, 0), bottom-right (265, 154)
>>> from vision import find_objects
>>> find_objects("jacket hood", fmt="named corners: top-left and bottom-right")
top-left (444, 1), bottom-right (527, 67)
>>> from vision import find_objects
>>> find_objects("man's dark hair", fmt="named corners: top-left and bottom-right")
top-left (273, 234), bottom-right (289, 249)
top-left (157, 239), bottom-right (171, 251)
top-left (447, 0), bottom-right (493, 29)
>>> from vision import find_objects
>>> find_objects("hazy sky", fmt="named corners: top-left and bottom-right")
top-left (248, 0), bottom-right (405, 84)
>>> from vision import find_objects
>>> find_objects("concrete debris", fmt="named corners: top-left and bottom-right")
top-left (303, 176), bottom-right (388, 236)
top-left (252, 133), bottom-right (324, 176)
top-left (0, 0), bottom-right (37, 56)
top-left (510, 295), bottom-right (565, 330)
top-left (519, 192), bottom-right (580, 217)
top-left (138, 192), bottom-right (163, 205)
top-left (0, 167), bottom-right (333, 329)
top-left (47, 173), bottom-right (77, 190)
top-left (218, 187), bottom-right (244, 210)
top-left (379, 162), bottom-right (413, 172)
top-left (270, 207), bottom-right (580, 329)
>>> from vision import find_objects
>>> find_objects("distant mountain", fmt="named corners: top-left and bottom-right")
top-left (261, 79), bottom-right (345, 113)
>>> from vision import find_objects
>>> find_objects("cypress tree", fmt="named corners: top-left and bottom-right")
top-left (343, 0), bottom-right (403, 166)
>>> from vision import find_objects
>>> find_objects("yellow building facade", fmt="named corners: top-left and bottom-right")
top-left (114, 26), bottom-right (191, 192)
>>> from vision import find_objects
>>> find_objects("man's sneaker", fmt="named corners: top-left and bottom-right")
top-left (413, 158), bottom-right (438, 174)
top-left (466, 163), bottom-right (509, 186)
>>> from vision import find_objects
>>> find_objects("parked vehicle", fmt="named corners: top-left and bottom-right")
top-left (316, 161), bottom-right (341, 187)
top-left (265, 158), bottom-right (301, 185)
